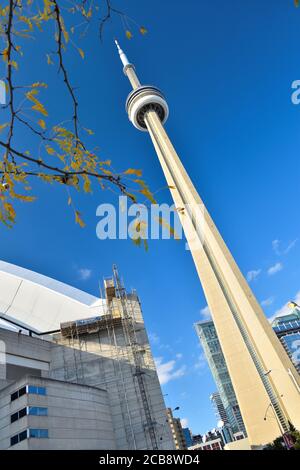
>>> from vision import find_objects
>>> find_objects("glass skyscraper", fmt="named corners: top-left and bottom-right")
top-left (272, 307), bottom-right (300, 373)
top-left (195, 320), bottom-right (246, 436)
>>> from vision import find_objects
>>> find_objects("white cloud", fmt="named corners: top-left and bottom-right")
top-left (246, 269), bottom-right (261, 282)
top-left (261, 296), bottom-right (275, 307)
top-left (268, 291), bottom-right (300, 323)
top-left (267, 262), bottom-right (283, 276)
top-left (284, 239), bottom-right (298, 254)
top-left (200, 305), bottom-right (211, 320)
top-left (154, 357), bottom-right (186, 385)
top-left (272, 239), bottom-right (298, 256)
top-left (77, 268), bottom-right (92, 281)
top-left (176, 353), bottom-right (183, 359)
top-left (194, 352), bottom-right (207, 371)
top-left (181, 418), bottom-right (188, 428)
top-left (149, 332), bottom-right (172, 352)
top-left (149, 332), bottom-right (160, 345)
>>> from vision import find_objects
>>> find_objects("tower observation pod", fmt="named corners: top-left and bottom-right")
top-left (114, 40), bottom-right (300, 448)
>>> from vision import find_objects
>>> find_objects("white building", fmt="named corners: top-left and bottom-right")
top-left (0, 261), bottom-right (174, 450)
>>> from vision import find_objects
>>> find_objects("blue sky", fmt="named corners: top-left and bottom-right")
top-left (1, 0), bottom-right (300, 434)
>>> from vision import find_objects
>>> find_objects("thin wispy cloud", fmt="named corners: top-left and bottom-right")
top-left (261, 296), bottom-right (275, 307)
top-left (149, 332), bottom-right (173, 352)
top-left (200, 305), bottom-right (211, 320)
top-left (268, 291), bottom-right (300, 323)
top-left (194, 352), bottom-right (207, 371)
top-left (267, 262), bottom-right (283, 276)
top-left (246, 269), bottom-right (261, 282)
top-left (154, 356), bottom-right (186, 385)
top-left (272, 239), bottom-right (298, 256)
top-left (77, 268), bottom-right (92, 281)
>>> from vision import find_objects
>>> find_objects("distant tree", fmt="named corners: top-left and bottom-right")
top-left (264, 436), bottom-right (287, 451)
top-left (0, 1), bottom-right (150, 227)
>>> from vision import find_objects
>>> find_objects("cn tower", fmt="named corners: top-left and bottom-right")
top-left (114, 40), bottom-right (300, 447)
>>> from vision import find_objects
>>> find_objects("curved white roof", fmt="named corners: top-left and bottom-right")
top-left (0, 261), bottom-right (106, 333)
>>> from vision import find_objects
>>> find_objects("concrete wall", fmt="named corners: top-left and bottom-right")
top-left (0, 375), bottom-right (115, 450)
top-left (50, 298), bottom-right (174, 450)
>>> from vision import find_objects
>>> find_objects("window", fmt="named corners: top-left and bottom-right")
top-left (10, 435), bottom-right (18, 446)
top-left (11, 412), bottom-right (19, 424)
top-left (29, 428), bottom-right (48, 439)
top-left (10, 430), bottom-right (28, 447)
top-left (19, 430), bottom-right (27, 442)
top-left (28, 407), bottom-right (48, 416)
top-left (10, 407), bottom-right (47, 423)
top-left (10, 386), bottom-right (26, 402)
top-left (10, 407), bottom-right (26, 423)
top-left (27, 385), bottom-right (46, 396)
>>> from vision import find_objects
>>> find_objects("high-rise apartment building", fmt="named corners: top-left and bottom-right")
top-left (272, 307), bottom-right (300, 373)
top-left (195, 320), bottom-right (246, 437)
top-left (166, 408), bottom-right (187, 450)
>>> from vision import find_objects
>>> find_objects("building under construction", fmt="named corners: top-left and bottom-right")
top-left (0, 261), bottom-right (174, 450)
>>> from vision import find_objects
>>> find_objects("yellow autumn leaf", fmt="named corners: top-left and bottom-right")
top-left (125, 30), bottom-right (132, 39)
top-left (124, 168), bottom-right (142, 177)
top-left (83, 175), bottom-right (92, 193)
top-left (0, 123), bottom-right (9, 133)
top-left (75, 210), bottom-right (85, 228)
top-left (32, 102), bottom-right (48, 116)
top-left (139, 188), bottom-right (156, 204)
top-left (46, 146), bottom-right (55, 155)
top-left (38, 119), bottom-right (46, 130)
top-left (32, 82), bottom-right (48, 88)
top-left (2, 48), bottom-right (8, 62)
top-left (83, 127), bottom-right (94, 135)
top-left (46, 54), bottom-right (53, 65)
top-left (9, 60), bottom-right (18, 70)
top-left (157, 216), bottom-right (180, 240)
top-left (140, 26), bottom-right (147, 35)
top-left (100, 168), bottom-right (112, 175)
top-left (78, 48), bottom-right (84, 59)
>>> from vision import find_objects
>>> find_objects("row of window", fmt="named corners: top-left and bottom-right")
top-left (11, 385), bottom-right (47, 402)
top-left (10, 429), bottom-right (48, 447)
top-left (11, 407), bottom-right (48, 423)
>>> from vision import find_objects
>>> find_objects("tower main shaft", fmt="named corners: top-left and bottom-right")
top-left (115, 41), bottom-right (300, 447)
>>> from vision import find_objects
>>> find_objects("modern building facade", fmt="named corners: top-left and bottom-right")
top-left (166, 408), bottom-right (187, 450)
top-left (272, 307), bottom-right (300, 373)
top-left (114, 41), bottom-right (300, 446)
top-left (0, 261), bottom-right (174, 450)
top-left (182, 427), bottom-right (193, 448)
top-left (188, 430), bottom-right (224, 451)
top-left (195, 320), bottom-right (246, 436)
top-left (210, 392), bottom-right (229, 425)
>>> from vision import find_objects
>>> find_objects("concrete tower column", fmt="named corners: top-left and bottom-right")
top-left (114, 41), bottom-right (300, 447)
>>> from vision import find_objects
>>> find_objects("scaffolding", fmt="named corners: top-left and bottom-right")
top-left (112, 264), bottom-right (158, 450)
top-left (59, 265), bottom-right (159, 450)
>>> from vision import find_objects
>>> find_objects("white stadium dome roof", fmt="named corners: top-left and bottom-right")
top-left (0, 261), bottom-right (106, 333)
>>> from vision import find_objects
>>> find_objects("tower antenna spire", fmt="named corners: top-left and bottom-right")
top-left (114, 39), bottom-right (130, 68)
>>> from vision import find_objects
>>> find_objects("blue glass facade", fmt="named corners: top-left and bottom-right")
top-left (195, 320), bottom-right (246, 436)
top-left (272, 308), bottom-right (300, 373)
